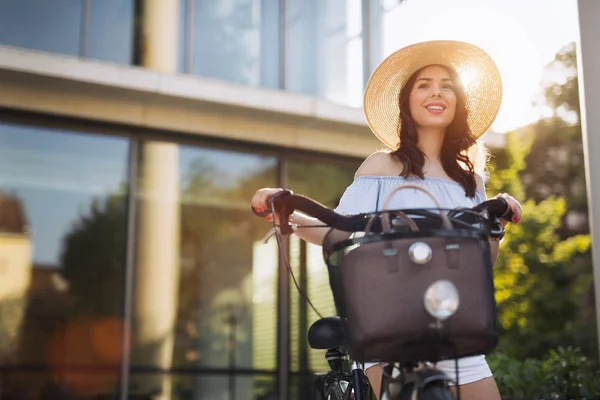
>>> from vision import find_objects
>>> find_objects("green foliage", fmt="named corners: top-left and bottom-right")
top-left (521, 118), bottom-right (588, 226)
top-left (60, 191), bottom-right (127, 317)
top-left (486, 131), bottom-right (531, 199)
top-left (539, 42), bottom-right (580, 121)
top-left (486, 40), bottom-right (598, 362)
top-left (523, 42), bottom-right (588, 231)
top-left (488, 131), bottom-right (595, 359)
top-left (489, 347), bottom-right (600, 400)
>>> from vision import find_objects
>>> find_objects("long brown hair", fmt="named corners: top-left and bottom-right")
top-left (392, 64), bottom-right (481, 197)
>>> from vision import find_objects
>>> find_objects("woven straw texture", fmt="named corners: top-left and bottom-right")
top-left (363, 40), bottom-right (503, 149)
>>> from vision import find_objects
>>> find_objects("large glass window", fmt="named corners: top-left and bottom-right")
top-left (0, 0), bottom-right (83, 56)
top-left (86, 0), bottom-right (134, 64)
top-left (0, 116), bottom-right (365, 399)
top-left (0, 122), bottom-right (130, 399)
top-left (185, 0), bottom-right (280, 88)
top-left (286, 158), bottom-right (360, 398)
top-left (128, 141), bottom-right (279, 399)
top-left (0, 0), bottom-right (133, 64)
top-left (285, 0), bottom-right (364, 107)
top-left (284, 0), bottom-right (318, 96)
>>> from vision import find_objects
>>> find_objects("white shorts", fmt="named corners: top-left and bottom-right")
top-left (364, 355), bottom-right (493, 385)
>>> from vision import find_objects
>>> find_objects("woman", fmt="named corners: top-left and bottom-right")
top-left (251, 40), bottom-right (522, 400)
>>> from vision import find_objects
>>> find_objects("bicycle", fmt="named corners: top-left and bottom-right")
top-left (253, 185), bottom-right (512, 400)
top-left (308, 316), bottom-right (373, 399)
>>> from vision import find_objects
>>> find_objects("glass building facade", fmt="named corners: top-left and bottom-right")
top-left (0, 0), bottom-right (383, 108)
top-left (0, 116), bottom-right (360, 399)
top-left (0, 1), bottom-right (411, 399)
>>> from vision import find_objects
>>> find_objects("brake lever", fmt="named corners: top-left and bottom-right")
top-left (262, 226), bottom-right (280, 244)
top-left (261, 223), bottom-right (298, 244)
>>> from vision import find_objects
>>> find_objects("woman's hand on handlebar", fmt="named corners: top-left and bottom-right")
top-left (251, 188), bottom-right (285, 221)
top-left (492, 193), bottom-right (522, 225)
top-left (250, 189), bottom-right (328, 245)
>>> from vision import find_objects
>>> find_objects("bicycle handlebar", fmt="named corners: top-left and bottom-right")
top-left (252, 189), bottom-right (513, 236)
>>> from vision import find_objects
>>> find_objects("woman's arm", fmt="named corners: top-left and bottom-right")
top-left (252, 188), bottom-right (331, 245)
top-left (287, 212), bottom-right (328, 246)
top-left (252, 151), bottom-right (391, 246)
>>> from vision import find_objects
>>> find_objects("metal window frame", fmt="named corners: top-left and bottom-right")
top-left (279, 0), bottom-right (286, 90)
top-left (80, 0), bottom-right (91, 58)
top-left (185, 0), bottom-right (194, 73)
top-left (118, 136), bottom-right (139, 400)
top-left (276, 157), bottom-right (291, 400)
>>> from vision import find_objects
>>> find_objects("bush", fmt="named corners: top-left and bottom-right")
top-left (488, 347), bottom-right (600, 399)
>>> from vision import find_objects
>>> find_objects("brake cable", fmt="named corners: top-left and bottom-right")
top-left (266, 201), bottom-right (326, 319)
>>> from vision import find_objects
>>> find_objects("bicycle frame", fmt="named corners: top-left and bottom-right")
top-left (313, 346), bottom-right (372, 400)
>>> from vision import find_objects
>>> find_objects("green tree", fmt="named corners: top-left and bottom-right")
top-left (492, 42), bottom-right (599, 361)
top-left (521, 42), bottom-right (588, 236)
top-left (488, 132), bottom-right (596, 360)
top-left (489, 347), bottom-right (600, 399)
top-left (60, 192), bottom-right (127, 317)
top-left (540, 42), bottom-right (580, 121)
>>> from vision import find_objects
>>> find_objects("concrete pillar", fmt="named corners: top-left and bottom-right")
top-left (130, 0), bottom-right (180, 398)
top-left (362, 0), bottom-right (382, 86)
top-left (576, 0), bottom-right (600, 359)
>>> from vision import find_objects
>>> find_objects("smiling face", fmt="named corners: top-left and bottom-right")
top-left (408, 65), bottom-right (457, 131)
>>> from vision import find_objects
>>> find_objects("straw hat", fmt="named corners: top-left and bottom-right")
top-left (363, 40), bottom-right (502, 149)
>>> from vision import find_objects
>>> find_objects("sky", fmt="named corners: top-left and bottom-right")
top-left (380, 0), bottom-right (580, 132)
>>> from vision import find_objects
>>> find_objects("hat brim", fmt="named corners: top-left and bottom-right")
top-left (363, 40), bottom-right (503, 149)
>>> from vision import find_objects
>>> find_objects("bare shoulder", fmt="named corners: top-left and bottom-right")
top-left (474, 172), bottom-right (486, 193)
top-left (354, 150), bottom-right (403, 178)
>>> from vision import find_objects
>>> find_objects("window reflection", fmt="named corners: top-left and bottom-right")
top-left (285, 0), bottom-right (318, 96)
top-left (286, 0), bottom-right (364, 106)
top-left (187, 0), bottom-right (280, 88)
top-left (0, 0), bottom-right (134, 64)
top-left (0, 122), bottom-right (129, 399)
top-left (0, 119), bottom-right (364, 399)
top-left (87, 0), bottom-right (134, 64)
top-left (286, 159), bottom-right (359, 380)
top-left (137, 373), bottom-right (277, 400)
top-left (0, 0), bottom-right (82, 56)
top-left (129, 142), bottom-right (279, 399)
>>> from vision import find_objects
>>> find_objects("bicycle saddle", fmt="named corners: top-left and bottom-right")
top-left (308, 316), bottom-right (346, 350)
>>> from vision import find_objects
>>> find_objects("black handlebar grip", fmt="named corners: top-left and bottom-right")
top-left (251, 190), bottom-right (293, 218)
top-left (474, 198), bottom-right (514, 221)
